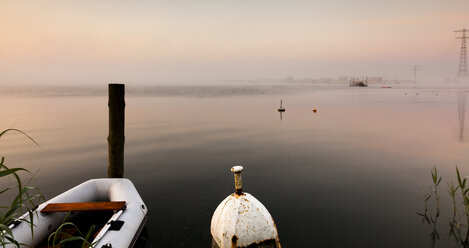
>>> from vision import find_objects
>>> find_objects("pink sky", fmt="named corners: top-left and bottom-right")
top-left (0, 0), bottom-right (468, 85)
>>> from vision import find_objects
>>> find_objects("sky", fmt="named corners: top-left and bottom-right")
top-left (0, 0), bottom-right (468, 85)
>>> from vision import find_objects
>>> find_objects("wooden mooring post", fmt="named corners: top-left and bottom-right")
top-left (108, 83), bottom-right (125, 178)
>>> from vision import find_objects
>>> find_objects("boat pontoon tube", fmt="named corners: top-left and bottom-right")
top-left (7, 178), bottom-right (148, 248)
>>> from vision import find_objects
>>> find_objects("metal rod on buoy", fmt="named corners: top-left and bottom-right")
top-left (231, 166), bottom-right (243, 195)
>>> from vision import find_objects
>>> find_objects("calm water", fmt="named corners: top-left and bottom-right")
top-left (2, 82), bottom-right (469, 247)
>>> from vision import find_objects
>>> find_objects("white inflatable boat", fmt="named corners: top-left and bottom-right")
top-left (6, 178), bottom-right (148, 248)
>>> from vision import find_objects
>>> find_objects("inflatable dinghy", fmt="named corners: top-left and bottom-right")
top-left (6, 178), bottom-right (147, 248)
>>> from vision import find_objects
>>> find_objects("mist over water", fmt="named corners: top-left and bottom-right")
top-left (2, 82), bottom-right (469, 247)
top-left (0, 83), bottom-right (335, 98)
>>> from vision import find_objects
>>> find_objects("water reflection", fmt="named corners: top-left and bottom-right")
top-left (5, 84), bottom-right (469, 247)
top-left (277, 100), bottom-right (285, 120)
top-left (418, 210), bottom-right (440, 248)
top-left (134, 227), bottom-right (148, 247)
top-left (459, 92), bottom-right (466, 142)
top-left (418, 205), bottom-right (469, 248)
top-left (211, 239), bottom-right (278, 248)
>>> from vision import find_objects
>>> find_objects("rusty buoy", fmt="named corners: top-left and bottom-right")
top-left (210, 166), bottom-right (281, 248)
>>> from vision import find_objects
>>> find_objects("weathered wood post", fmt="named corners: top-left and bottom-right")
top-left (108, 83), bottom-right (125, 178)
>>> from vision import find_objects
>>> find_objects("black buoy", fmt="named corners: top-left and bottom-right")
top-left (278, 100), bottom-right (285, 112)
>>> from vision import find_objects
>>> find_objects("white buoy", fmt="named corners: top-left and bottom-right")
top-left (210, 166), bottom-right (281, 248)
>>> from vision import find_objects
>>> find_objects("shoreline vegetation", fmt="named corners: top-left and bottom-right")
top-left (0, 129), bottom-right (96, 248)
top-left (0, 129), bottom-right (42, 247)
top-left (419, 167), bottom-right (469, 247)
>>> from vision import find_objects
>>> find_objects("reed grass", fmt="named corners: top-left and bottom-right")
top-left (418, 166), bottom-right (469, 247)
top-left (0, 129), bottom-right (100, 248)
top-left (431, 166), bottom-right (442, 217)
top-left (0, 129), bottom-right (42, 247)
top-left (47, 217), bottom-right (97, 248)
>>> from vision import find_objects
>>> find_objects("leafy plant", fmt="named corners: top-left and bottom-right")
top-left (431, 166), bottom-right (442, 217)
top-left (0, 129), bottom-right (43, 247)
top-left (0, 129), bottom-right (103, 248)
top-left (448, 181), bottom-right (459, 220)
top-left (48, 219), bottom-right (97, 248)
top-left (418, 166), bottom-right (469, 247)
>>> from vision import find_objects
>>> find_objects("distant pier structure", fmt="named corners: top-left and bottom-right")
top-left (455, 29), bottom-right (468, 79)
top-left (349, 77), bottom-right (368, 87)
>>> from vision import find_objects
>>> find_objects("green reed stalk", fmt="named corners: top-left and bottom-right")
top-left (431, 167), bottom-right (442, 217)
top-left (0, 129), bottom-right (42, 247)
top-left (448, 181), bottom-right (459, 221)
top-left (456, 166), bottom-right (469, 245)
top-left (48, 221), bottom-right (96, 248)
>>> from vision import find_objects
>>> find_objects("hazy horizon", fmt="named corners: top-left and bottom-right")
top-left (1, 0), bottom-right (468, 85)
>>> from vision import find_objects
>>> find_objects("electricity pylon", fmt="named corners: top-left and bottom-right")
top-left (413, 65), bottom-right (419, 83)
top-left (455, 29), bottom-right (468, 78)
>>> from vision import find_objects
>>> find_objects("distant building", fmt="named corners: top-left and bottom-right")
top-left (337, 76), bottom-right (349, 83)
top-left (367, 77), bottom-right (382, 84)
